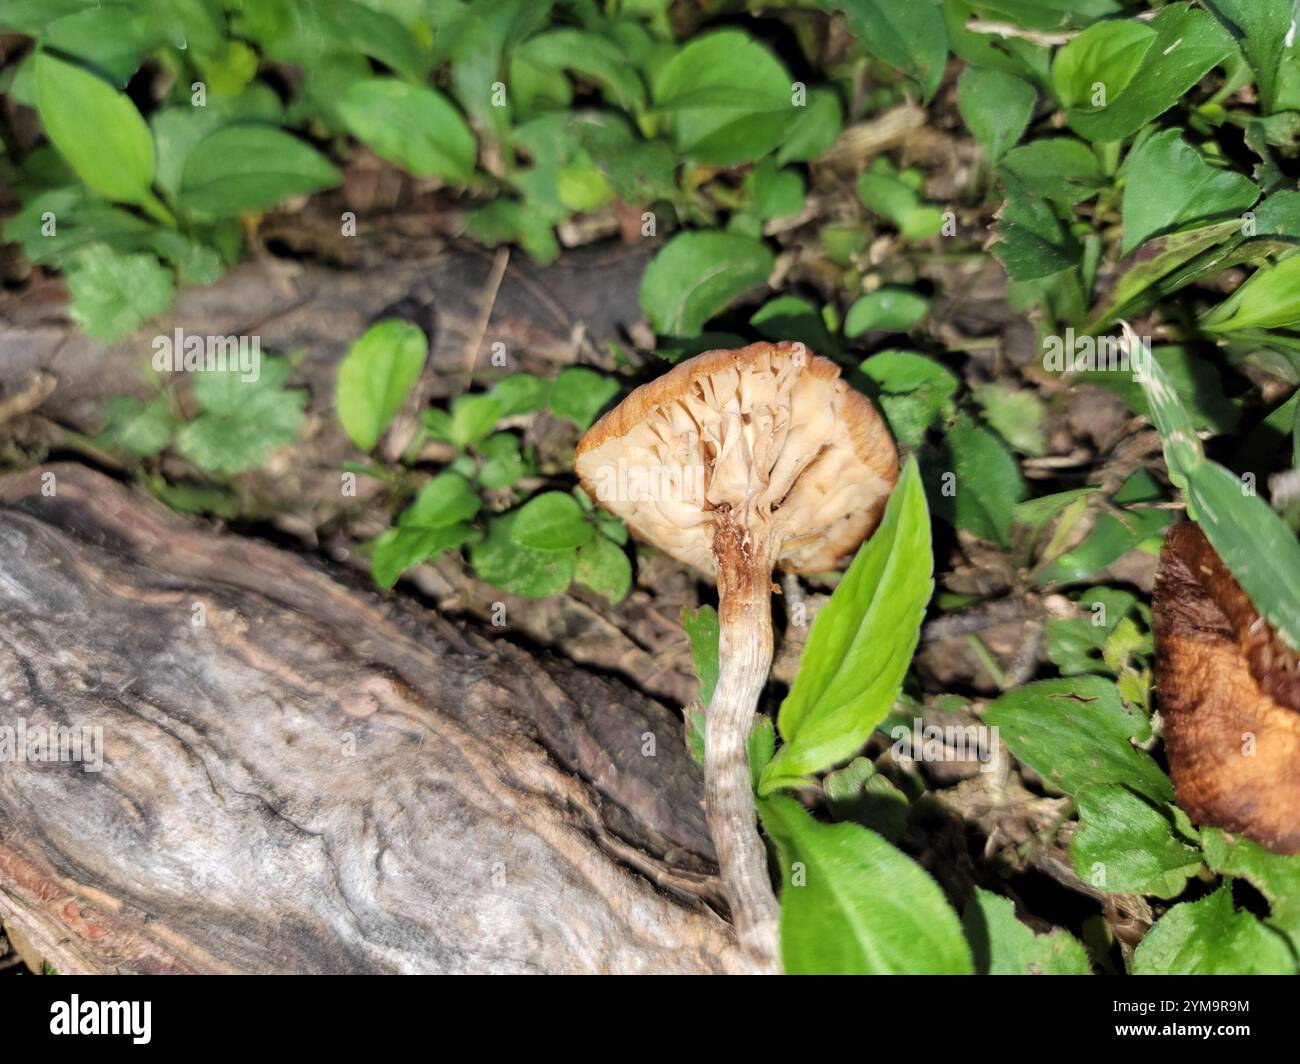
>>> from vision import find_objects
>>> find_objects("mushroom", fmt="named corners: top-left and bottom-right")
top-left (575, 341), bottom-right (898, 970)
top-left (1154, 521), bottom-right (1300, 854)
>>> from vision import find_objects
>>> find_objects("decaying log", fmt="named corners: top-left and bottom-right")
top-left (0, 464), bottom-right (742, 974)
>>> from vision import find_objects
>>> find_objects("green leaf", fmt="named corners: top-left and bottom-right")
top-left (1051, 19), bottom-right (1155, 110)
top-left (745, 159), bottom-right (805, 221)
top-left (34, 53), bottom-right (156, 207)
top-left (176, 358), bottom-right (307, 475)
top-left (858, 351), bottom-right (958, 448)
top-left (515, 29), bottom-right (644, 112)
top-left (1000, 138), bottom-right (1106, 205)
top-left (993, 172), bottom-right (1079, 281)
top-left (1201, 828), bottom-right (1300, 955)
top-left (639, 232), bottom-right (774, 338)
top-left (64, 243), bottom-right (173, 341)
top-left (99, 395), bottom-right (174, 457)
top-left (1088, 345), bottom-right (1239, 435)
top-left (574, 534), bottom-right (632, 603)
top-left (42, 3), bottom-right (163, 85)
top-left (844, 287), bottom-right (929, 336)
top-left (1131, 884), bottom-right (1294, 974)
top-left (651, 30), bottom-right (795, 166)
top-left (931, 413), bottom-right (1027, 546)
top-left (983, 676), bottom-right (1173, 802)
top-left (339, 78), bottom-right (477, 183)
top-left (973, 383), bottom-right (1047, 455)
top-left (476, 432), bottom-right (529, 489)
top-left (1204, 0), bottom-right (1294, 112)
top-left (776, 88), bottom-right (842, 166)
top-left (681, 604), bottom-right (721, 707)
top-left (448, 394), bottom-right (503, 449)
top-left (470, 512), bottom-right (576, 598)
top-left (1135, 338), bottom-right (1300, 650)
top-left (488, 373), bottom-right (548, 417)
top-left (335, 320), bottom-right (429, 452)
top-left (819, 0), bottom-right (948, 102)
top-left (956, 67), bottom-right (1035, 167)
top-left (371, 472), bottom-right (481, 588)
top-left (511, 491), bottom-right (593, 551)
top-left (751, 296), bottom-right (838, 355)
top-left (761, 457), bottom-right (929, 791)
top-left (1120, 130), bottom-right (1258, 254)
top-left (823, 757), bottom-right (909, 842)
top-left (963, 889), bottom-right (1092, 975)
top-left (1067, 5), bottom-right (1235, 144)
top-left (1069, 785), bottom-right (1202, 898)
top-left (758, 795), bottom-right (972, 974)
top-left (1202, 255), bottom-right (1300, 332)
top-left (178, 126), bottom-right (340, 217)
top-left (547, 367), bottom-right (619, 430)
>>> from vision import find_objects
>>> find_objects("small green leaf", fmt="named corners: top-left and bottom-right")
top-left (818, 0), bottom-right (949, 102)
top-left (64, 243), bottom-right (173, 341)
top-left (1069, 785), bottom-right (1202, 898)
top-left (1120, 130), bottom-right (1258, 254)
top-left (1131, 884), bottom-right (1294, 974)
top-left (471, 513), bottom-right (576, 598)
top-left (335, 320), bottom-right (428, 452)
top-left (1202, 255), bottom-right (1300, 332)
top-left (758, 795), bottom-right (972, 974)
top-left (776, 88), bottom-right (842, 166)
top-left (983, 676), bottom-right (1173, 802)
top-left (1000, 138), bottom-right (1106, 205)
top-left (963, 889), bottom-right (1092, 975)
top-left (511, 491), bottom-right (593, 551)
top-left (35, 53), bottom-right (156, 207)
top-left (681, 604), bottom-right (721, 707)
top-left (178, 126), bottom-right (340, 217)
top-left (547, 367), bottom-right (619, 430)
top-left (930, 413), bottom-right (1027, 547)
top-left (640, 232), bottom-right (774, 338)
top-left (574, 534), bottom-right (632, 603)
top-left (761, 456), bottom-right (929, 791)
top-left (339, 78), bottom-right (477, 182)
top-left (1201, 828), bottom-right (1300, 955)
top-left (370, 471), bottom-right (481, 588)
top-left (823, 757), bottom-right (909, 842)
top-left (449, 394), bottom-right (503, 449)
top-left (488, 373), bottom-right (548, 417)
top-left (1051, 19), bottom-right (1154, 110)
top-left (844, 287), bottom-right (929, 336)
top-left (99, 395), bottom-right (174, 457)
top-left (176, 358), bottom-right (307, 475)
top-left (973, 383), bottom-right (1047, 455)
top-left (956, 67), bottom-right (1036, 167)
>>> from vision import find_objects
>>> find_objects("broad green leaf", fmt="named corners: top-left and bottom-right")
top-left (448, 394), bottom-right (503, 448)
top-left (761, 457), bottom-right (929, 791)
top-left (776, 88), bottom-right (842, 166)
top-left (335, 320), bottom-right (428, 452)
top-left (758, 795), bottom-right (972, 974)
top-left (1131, 884), bottom-right (1294, 974)
top-left (64, 243), bottom-right (173, 341)
top-left (178, 126), bottom-right (340, 217)
top-left (511, 491), bottom-right (593, 551)
top-left (844, 287), bottom-right (929, 336)
top-left (823, 757), bottom-right (909, 842)
top-left (639, 232), bottom-right (774, 338)
top-left (488, 373), bottom-right (548, 417)
top-left (99, 395), bottom-right (174, 457)
top-left (745, 159), bottom-right (805, 221)
top-left (1067, 5), bottom-right (1235, 143)
top-left (1000, 138), bottom-right (1106, 205)
top-left (1044, 588), bottom-right (1139, 676)
top-left (35, 53), bottom-right (155, 207)
top-left (859, 350), bottom-right (958, 448)
top-left (1069, 785), bottom-right (1202, 897)
top-left (339, 78), bottom-right (477, 182)
top-left (1121, 130), bottom-right (1258, 254)
top-left (470, 512), bottom-right (576, 598)
top-left (1051, 19), bottom-right (1154, 109)
top-left (819, 0), bottom-right (948, 102)
top-left (1201, 828), bottom-right (1300, 954)
top-left (956, 66), bottom-right (1035, 167)
top-left (322, 0), bottom-right (431, 82)
top-left (651, 30), bottom-right (795, 166)
top-left (983, 676), bottom-right (1173, 802)
top-left (515, 29), bottom-right (643, 112)
top-left (176, 358), bottom-right (307, 475)
top-left (548, 367), bottom-right (619, 430)
top-left (973, 383), bottom-right (1047, 455)
top-left (993, 171), bottom-right (1078, 281)
top-left (1135, 338), bottom-right (1300, 649)
top-left (476, 432), bottom-right (530, 490)
top-left (963, 888), bottom-right (1092, 975)
top-left (751, 296), bottom-right (839, 355)
top-left (1202, 254), bottom-right (1300, 331)
top-left (681, 604), bottom-right (720, 707)
top-left (930, 413), bottom-right (1027, 546)
top-left (42, 3), bottom-right (163, 85)
top-left (1204, 0), bottom-right (1294, 111)
top-left (574, 534), bottom-right (632, 602)
top-left (371, 472), bottom-right (481, 588)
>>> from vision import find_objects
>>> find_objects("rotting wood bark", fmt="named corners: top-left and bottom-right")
top-left (0, 464), bottom-right (743, 974)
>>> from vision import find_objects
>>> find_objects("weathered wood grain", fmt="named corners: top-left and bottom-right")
top-left (0, 464), bottom-right (741, 974)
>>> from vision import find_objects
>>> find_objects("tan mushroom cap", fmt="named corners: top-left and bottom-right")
top-left (575, 341), bottom-right (899, 576)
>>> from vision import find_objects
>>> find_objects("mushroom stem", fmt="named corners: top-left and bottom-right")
top-left (706, 515), bottom-right (782, 973)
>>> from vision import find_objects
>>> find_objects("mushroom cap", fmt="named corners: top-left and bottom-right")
top-left (574, 341), bottom-right (898, 576)
top-left (1154, 521), bottom-right (1300, 854)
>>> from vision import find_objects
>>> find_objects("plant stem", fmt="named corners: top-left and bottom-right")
top-left (707, 514), bottom-right (782, 973)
